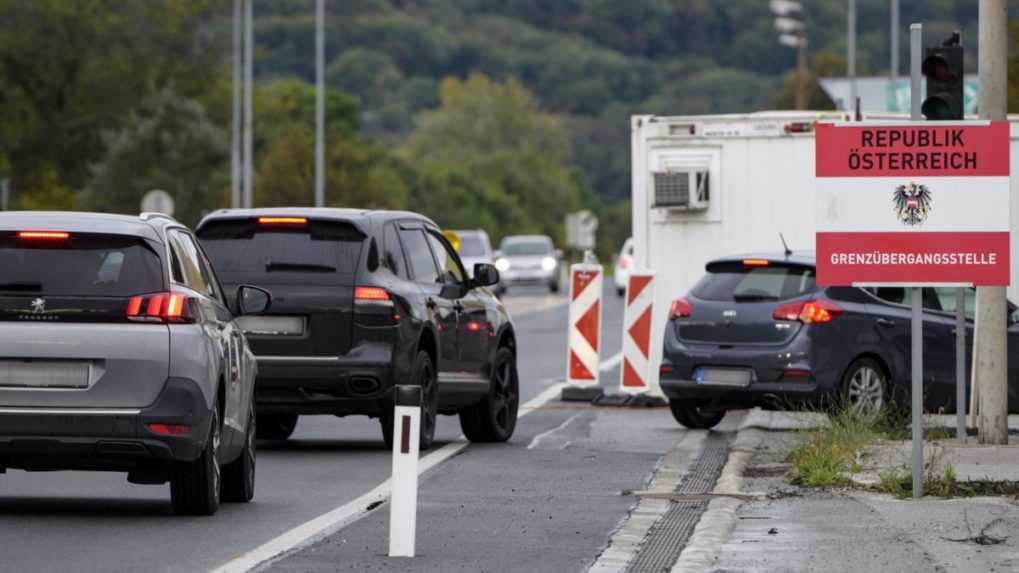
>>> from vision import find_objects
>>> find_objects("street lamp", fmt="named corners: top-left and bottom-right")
top-left (771, 1), bottom-right (808, 110)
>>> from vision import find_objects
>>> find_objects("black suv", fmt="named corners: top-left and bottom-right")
top-left (195, 208), bottom-right (519, 448)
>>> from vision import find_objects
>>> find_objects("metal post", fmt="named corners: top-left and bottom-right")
top-left (0, 178), bottom-right (8, 211)
top-left (314, 0), bottom-right (325, 208)
top-left (389, 385), bottom-right (421, 558)
top-left (848, 0), bottom-right (857, 110)
top-left (231, 0), bottom-right (242, 209)
top-left (890, 0), bottom-right (899, 80)
top-left (975, 0), bottom-right (1009, 445)
top-left (795, 35), bottom-right (808, 110)
top-left (956, 288), bottom-right (967, 441)
top-left (909, 23), bottom-right (923, 499)
top-left (242, 0), bottom-right (254, 209)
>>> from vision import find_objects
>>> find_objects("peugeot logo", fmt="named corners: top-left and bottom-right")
top-left (30, 298), bottom-right (45, 314)
top-left (722, 310), bottom-right (737, 325)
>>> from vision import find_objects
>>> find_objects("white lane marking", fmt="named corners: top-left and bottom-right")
top-left (526, 412), bottom-right (583, 450)
top-left (599, 352), bottom-right (622, 372)
top-left (212, 381), bottom-right (567, 573)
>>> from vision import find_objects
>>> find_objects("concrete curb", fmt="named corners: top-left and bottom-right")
top-left (669, 412), bottom-right (773, 573)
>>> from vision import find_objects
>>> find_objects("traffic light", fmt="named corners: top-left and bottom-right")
top-left (921, 32), bottom-right (964, 120)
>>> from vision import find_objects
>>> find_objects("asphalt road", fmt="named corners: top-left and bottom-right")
top-left (0, 282), bottom-right (668, 573)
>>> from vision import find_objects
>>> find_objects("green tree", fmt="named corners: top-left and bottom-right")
top-left (401, 74), bottom-right (584, 244)
top-left (0, 0), bottom-right (220, 205)
top-left (81, 89), bottom-right (229, 225)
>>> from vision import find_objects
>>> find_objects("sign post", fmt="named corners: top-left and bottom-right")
top-left (815, 56), bottom-right (1010, 498)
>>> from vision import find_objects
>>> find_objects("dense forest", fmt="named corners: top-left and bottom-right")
top-left (0, 1), bottom-right (1007, 259)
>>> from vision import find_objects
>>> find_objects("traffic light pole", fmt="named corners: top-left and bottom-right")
top-left (974, 0), bottom-right (1009, 445)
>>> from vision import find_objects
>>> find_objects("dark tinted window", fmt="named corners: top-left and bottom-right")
top-left (383, 224), bottom-right (408, 279)
top-left (426, 230), bottom-right (465, 284)
top-left (198, 219), bottom-right (364, 285)
top-left (168, 230), bottom-right (217, 297)
top-left (693, 263), bottom-right (816, 302)
top-left (399, 228), bottom-right (439, 284)
top-left (457, 234), bottom-right (487, 257)
top-left (0, 233), bottom-right (163, 296)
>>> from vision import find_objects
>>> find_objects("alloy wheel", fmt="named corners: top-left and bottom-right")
top-left (847, 366), bottom-right (885, 416)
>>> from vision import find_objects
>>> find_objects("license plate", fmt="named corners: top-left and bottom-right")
top-left (236, 315), bottom-right (305, 336)
top-left (0, 360), bottom-right (91, 389)
top-left (693, 368), bottom-right (752, 387)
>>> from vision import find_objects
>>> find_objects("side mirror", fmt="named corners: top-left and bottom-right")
top-left (237, 285), bottom-right (272, 315)
top-left (471, 263), bottom-right (500, 288)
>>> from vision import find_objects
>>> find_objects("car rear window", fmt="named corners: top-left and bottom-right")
top-left (692, 262), bottom-right (817, 302)
top-left (197, 219), bottom-right (364, 285)
top-left (0, 233), bottom-right (163, 296)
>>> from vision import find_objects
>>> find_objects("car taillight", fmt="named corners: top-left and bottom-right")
top-left (146, 423), bottom-right (190, 436)
top-left (742, 258), bottom-right (770, 267)
top-left (126, 292), bottom-right (194, 323)
top-left (17, 231), bottom-right (70, 241)
top-left (773, 299), bottom-right (843, 325)
top-left (354, 286), bottom-right (399, 326)
top-left (669, 298), bottom-right (692, 319)
top-left (258, 216), bottom-right (307, 226)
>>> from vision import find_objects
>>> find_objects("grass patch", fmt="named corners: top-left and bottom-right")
top-left (876, 463), bottom-right (972, 498)
top-left (787, 408), bottom-right (876, 487)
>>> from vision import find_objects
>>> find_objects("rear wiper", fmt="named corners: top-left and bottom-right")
top-left (732, 294), bottom-right (778, 302)
top-left (0, 282), bottom-right (42, 292)
top-left (265, 261), bottom-right (337, 273)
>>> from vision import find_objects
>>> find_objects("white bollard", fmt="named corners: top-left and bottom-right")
top-left (388, 385), bottom-right (421, 558)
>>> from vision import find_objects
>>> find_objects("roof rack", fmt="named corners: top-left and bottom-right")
top-left (139, 212), bottom-right (177, 223)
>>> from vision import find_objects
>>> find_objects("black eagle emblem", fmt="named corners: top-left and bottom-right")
top-left (893, 182), bottom-right (932, 226)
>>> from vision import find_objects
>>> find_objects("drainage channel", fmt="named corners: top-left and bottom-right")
top-left (625, 431), bottom-right (732, 573)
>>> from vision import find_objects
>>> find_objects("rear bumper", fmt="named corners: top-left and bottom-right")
top-left (253, 343), bottom-right (395, 417)
top-left (0, 377), bottom-right (212, 472)
top-left (659, 376), bottom-right (833, 409)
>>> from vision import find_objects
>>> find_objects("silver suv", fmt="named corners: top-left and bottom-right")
top-left (0, 212), bottom-right (271, 515)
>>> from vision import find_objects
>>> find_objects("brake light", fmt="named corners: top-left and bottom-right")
top-left (147, 423), bottom-right (190, 436)
top-left (669, 298), bottom-right (692, 319)
top-left (17, 231), bottom-right (69, 241)
top-left (742, 258), bottom-right (770, 267)
top-left (782, 369), bottom-right (813, 379)
top-left (773, 299), bottom-right (843, 324)
top-left (258, 217), bottom-right (307, 225)
top-left (127, 292), bottom-right (193, 323)
top-left (355, 286), bottom-right (390, 301)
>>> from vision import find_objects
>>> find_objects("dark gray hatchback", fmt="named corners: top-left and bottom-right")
top-left (660, 253), bottom-right (1019, 429)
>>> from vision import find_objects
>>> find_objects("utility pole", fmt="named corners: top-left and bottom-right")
top-left (231, 0), bottom-right (242, 209)
top-left (771, 1), bottom-right (808, 110)
top-left (848, 0), bottom-right (857, 110)
top-left (314, 0), bottom-right (325, 208)
top-left (242, 0), bottom-right (253, 209)
top-left (975, 0), bottom-right (1009, 444)
top-left (795, 35), bottom-right (808, 110)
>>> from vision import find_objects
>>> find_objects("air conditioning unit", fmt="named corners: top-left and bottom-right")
top-left (652, 169), bottom-right (710, 211)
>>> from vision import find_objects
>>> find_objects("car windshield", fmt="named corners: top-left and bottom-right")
top-left (692, 263), bottom-right (817, 302)
top-left (502, 240), bottom-right (551, 256)
top-left (457, 234), bottom-right (487, 257)
top-left (0, 234), bottom-right (163, 296)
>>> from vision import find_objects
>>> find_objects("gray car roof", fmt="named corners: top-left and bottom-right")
top-left (197, 207), bottom-right (438, 234)
top-left (0, 211), bottom-right (167, 242)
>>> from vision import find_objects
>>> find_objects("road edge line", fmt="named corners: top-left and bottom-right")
top-left (211, 380), bottom-right (567, 573)
top-left (669, 410), bottom-right (771, 572)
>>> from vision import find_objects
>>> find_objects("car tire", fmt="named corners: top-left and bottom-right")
top-left (380, 351), bottom-right (438, 451)
top-left (459, 347), bottom-right (519, 442)
top-left (171, 402), bottom-right (222, 516)
top-left (222, 403), bottom-right (256, 503)
top-left (256, 413), bottom-right (298, 441)
top-left (841, 357), bottom-right (889, 417)
top-left (668, 399), bottom-right (725, 430)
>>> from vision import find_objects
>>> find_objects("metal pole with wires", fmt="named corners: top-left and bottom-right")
top-left (231, 0), bottom-right (242, 209)
top-left (242, 0), bottom-right (254, 209)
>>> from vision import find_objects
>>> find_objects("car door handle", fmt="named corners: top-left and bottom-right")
top-left (876, 318), bottom-right (895, 327)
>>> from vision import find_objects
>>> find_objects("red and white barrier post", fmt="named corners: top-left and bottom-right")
top-left (620, 271), bottom-right (655, 394)
top-left (388, 385), bottom-right (421, 558)
top-left (564, 263), bottom-right (603, 400)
